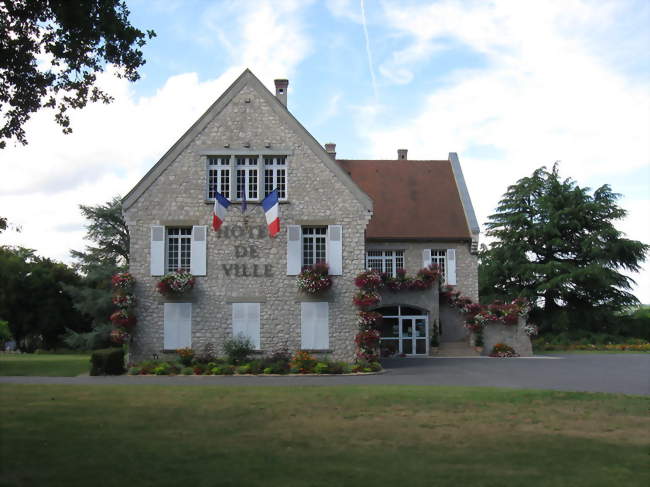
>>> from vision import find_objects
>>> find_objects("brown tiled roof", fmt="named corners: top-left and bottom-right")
top-left (337, 159), bottom-right (471, 240)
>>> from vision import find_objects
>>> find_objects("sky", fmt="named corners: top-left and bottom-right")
top-left (1, 0), bottom-right (649, 302)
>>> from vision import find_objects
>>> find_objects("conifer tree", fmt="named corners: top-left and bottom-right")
top-left (480, 163), bottom-right (648, 333)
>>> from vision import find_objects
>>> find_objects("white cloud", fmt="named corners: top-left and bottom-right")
top-left (360, 0), bottom-right (650, 300)
top-left (0, 1), bottom-right (312, 265)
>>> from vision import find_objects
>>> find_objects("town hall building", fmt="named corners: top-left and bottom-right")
top-left (123, 69), bottom-right (480, 362)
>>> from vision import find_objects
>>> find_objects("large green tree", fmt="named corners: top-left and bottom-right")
top-left (480, 164), bottom-right (648, 333)
top-left (63, 196), bottom-right (128, 333)
top-left (0, 246), bottom-right (90, 350)
top-left (0, 0), bottom-right (155, 148)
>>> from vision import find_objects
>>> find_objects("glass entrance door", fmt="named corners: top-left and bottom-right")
top-left (378, 306), bottom-right (429, 357)
top-left (401, 317), bottom-right (428, 355)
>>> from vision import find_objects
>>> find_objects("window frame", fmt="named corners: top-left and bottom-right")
top-left (301, 226), bottom-right (327, 267)
top-left (430, 249), bottom-right (447, 284)
top-left (366, 249), bottom-right (405, 277)
top-left (166, 227), bottom-right (192, 273)
top-left (263, 155), bottom-right (287, 200)
top-left (206, 155), bottom-right (231, 200)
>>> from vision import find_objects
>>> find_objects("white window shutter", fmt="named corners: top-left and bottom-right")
top-left (150, 225), bottom-right (165, 276)
top-left (287, 225), bottom-right (301, 275)
top-left (232, 303), bottom-right (260, 350)
top-left (190, 225), bottom-right (207, 276)
top-left (446, 248), bottom-right (457, 285)
top-left (327, 225), bottom-right (343, 275)
top-left (422, 249), bottom-right (432, 268)
top-left (301, 302), bottom-right (329, 349)
top-left (164, 303), bottom-right (192, 349)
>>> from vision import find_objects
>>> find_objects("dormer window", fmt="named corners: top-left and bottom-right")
top-left (206, 153), bottom-right (288, 202)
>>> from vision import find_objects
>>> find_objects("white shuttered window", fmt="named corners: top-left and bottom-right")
top-left (301, 302), bottom-right (329, 350)
top-left (232, 303), bottom-right (261, 350)
top-left (163, 303), bottom-right (192, 349)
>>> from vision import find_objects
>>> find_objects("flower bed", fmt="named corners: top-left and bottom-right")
top-left (126, 348), bottom-right (382, 376)
top-left (489, 343), bottom-right (519, 358)
top-left (296, 262), bottom-right (332, 294)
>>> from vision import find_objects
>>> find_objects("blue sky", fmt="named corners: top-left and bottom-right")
top-left (1, 0), bottom-right (649, 301)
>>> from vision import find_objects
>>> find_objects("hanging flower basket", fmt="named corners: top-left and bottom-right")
top-left (296, 263), bottom-right (332, 294)
top-left (352, 290), bottom-right (381, 309)
top-left (358, 311), bottom-right (382, 330)
top-left (110, 328), bottom-right (130, 345)
top-left (354, 270), bottom-right (383, 290)
top-left (112, 294), bottom-right (135, 309)
top-left (110, 309), bottom-right (137, 330)
top-left (157, 270), bottom-right (195, 296)
top-left (112, 272), bottom-right (135, 291)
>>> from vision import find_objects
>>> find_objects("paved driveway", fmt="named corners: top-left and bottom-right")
top-left (1, 354), bottom-right (648, 395)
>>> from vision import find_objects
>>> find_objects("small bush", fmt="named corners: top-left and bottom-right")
top-left (369, 361), bottom-right (382, 372)
top-left (291, 351), bottom-right (317, 373)
top-left (222, 365), bottom-right (236, 375)
top-left (181, 367), bottom-right (193, 375)
top-left (490, 343), bottom-right (519, 358)
top-left (223, 334), bottom-right (255, 365)
top-left (211, 367), bottom-right (223, 375)
top-left (127, 367), bottom-right (141, 375)
top-left (247, 360), bottom-right (264, 374)
top-left (263, 367), bottom-right (273, 374)
top-left (177, 348), bottom-right (194, 366)
top-left (237, 364), bottom-right (251, 374)
top-left (90, 348), bottom-right (125, 376)
top-left (314, 362), bottom-right (329, 374)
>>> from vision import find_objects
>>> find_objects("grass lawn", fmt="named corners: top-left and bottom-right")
top-left (0, 353), bottom-right (90, 376)
top-left (0, 385), bottom-right (648, 487)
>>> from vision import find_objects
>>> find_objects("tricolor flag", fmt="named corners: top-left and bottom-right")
top-left (212, 192), bottom-right (231, 231)
top-left (261, 189), bottom-right (280, 237)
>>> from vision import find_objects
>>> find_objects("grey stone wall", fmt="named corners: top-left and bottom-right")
top-left (365, 241), bottom-right (478, 302)
top-left (482, 317), bottom-right (533, 357)
top-left (125, 83), bottom-right (371, 363)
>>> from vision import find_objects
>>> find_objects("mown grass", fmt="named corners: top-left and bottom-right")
top-left (0, 353), bottom-right (90, 376)
top-left (0, 385), bottom-right (648, 487)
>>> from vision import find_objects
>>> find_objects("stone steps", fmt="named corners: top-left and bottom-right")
top-left (434, 341), bottom-right (480, 357)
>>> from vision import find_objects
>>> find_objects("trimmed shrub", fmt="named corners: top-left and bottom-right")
top-left (181, 367), bottom-right (193, 375)
top-left (90, 348), bottom-right (125, 376)
top-left (222, 365), bottom-right (236, 375)
top-left (314, 362), bottom-right (329, 374)
top-left (223, 334), bottom-right (255, 365)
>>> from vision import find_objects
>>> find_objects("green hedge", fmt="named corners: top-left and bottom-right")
top-left (90, 348), bottom-right (125, 376)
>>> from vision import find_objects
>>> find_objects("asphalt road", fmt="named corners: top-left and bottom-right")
top-left (1, 354), bottom-right (648, 395)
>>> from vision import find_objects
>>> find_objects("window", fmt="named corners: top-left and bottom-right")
top-left (302, 227), bottom-right (327, 267)
top-left (164, 303), bottom-right (192, 349)
top-left (232, 303), bottom-right (261, 350)
top-left (366, 250), bottom-right (404, 277)
top-left (287, 225), bottom-right (342, 276)
top-left (207, 156), bottom-right (231, 199)
top-left (236, 156), bottom-right (258, 200)
top-left (301, 302), bottom-right (329, 350)
top-left (167, 227), bottom-right (192, 273)
top-left (430, 250), bottom-right (446, 282)
top-left (264, 155), bottom-right (287, 199)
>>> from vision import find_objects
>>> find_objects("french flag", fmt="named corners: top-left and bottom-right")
top-left (212, 192), bottom-right (231, 231)
top-left (261, 189), bottom-right (280, 237)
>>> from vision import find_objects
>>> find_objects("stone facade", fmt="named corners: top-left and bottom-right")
top-left (123, 70), bottom-right (480, 362)
top-left (482, 318), bottom-right (533, 357)
top-left (124, 75), bottom-right (370, 363)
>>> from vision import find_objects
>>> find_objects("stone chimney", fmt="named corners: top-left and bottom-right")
top-left (274, 79), bottom-right (288, 106)
top-left (324, 142), bottom-right (336, 159)
top-left (397, 149), bottom-right (408, 160)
